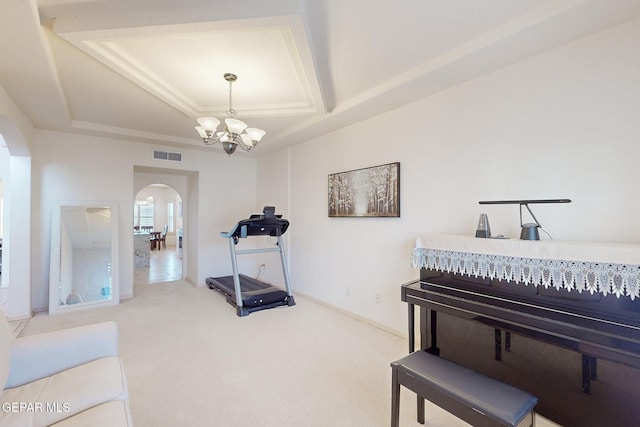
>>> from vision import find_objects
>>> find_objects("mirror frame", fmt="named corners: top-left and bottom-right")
top-left (49, 201), bottom-right (119, 315)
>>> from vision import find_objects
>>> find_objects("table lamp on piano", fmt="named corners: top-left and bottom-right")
top-left (478, 199), bottom-right (572, 240)
top-left (519, 203), bottom-right (541, 240)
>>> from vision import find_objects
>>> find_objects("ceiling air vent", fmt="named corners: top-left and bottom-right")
top-left (152, 149), bottom-right (182, 162)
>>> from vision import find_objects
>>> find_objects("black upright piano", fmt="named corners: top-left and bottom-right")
top-left (402, 234), bottom-right (640, 394)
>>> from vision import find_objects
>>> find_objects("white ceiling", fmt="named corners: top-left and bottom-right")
top-left (1, 0), bottom-right (639, 156)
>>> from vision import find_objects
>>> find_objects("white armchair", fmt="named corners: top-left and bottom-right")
top-left (1, 314), bottom-right (132, 427)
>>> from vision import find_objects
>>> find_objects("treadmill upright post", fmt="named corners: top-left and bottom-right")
top-left (227, 236), bottom-right (247, 316)
top-left (277, 234), bottom-right (295, 305)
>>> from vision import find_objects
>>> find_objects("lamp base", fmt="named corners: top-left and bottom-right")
top-left (520, 223), bottom-right (540, 240)
top-left (475, 230), bottom-right (491, 238)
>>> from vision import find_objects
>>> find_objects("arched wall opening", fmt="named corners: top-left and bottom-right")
top-left (134, 183), bottom-right (184, 284)
top-left (133, 166), bottom-right (198, 288)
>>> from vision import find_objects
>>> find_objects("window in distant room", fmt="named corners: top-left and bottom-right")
top-left (167, 202), bottom-right (175, 233)
top-left (134, 201), bottom-right (154, 228)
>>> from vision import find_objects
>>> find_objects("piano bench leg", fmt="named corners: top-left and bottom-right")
top-left (505, 331), bottom-right (511, 352)
top-left (391, 369), bottom-right (400, 427)
top-left (391, 365), bottom-right (425, 426)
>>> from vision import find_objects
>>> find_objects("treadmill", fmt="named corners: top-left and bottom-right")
top-left (206, 206), bottom-right (296, 316)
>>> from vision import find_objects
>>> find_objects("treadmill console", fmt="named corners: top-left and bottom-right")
top-left (222, 206), bottom-right (289, 241)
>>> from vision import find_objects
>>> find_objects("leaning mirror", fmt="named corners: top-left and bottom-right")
top-left (49, 201), bottom-right (119, 314)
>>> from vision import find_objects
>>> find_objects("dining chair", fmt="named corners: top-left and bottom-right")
top-left (158, 225), bottom-right (168, 250)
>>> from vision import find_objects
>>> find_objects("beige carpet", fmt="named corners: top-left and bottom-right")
top-left (19, 281), bottom-right (557, 427)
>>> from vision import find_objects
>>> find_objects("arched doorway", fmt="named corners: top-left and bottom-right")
top-left (133, 184), bottom-right (183, 285)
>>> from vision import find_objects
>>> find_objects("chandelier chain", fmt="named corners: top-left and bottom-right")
top-left (227, 77), bottom-right (236, 116)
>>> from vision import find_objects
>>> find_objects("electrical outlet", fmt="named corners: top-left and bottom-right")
top-left (260, 263), bottom-right (266, 269)
top-left (375, 294), bottom-right (381, 304)
top-left (346, 287), bottom-right (351, 296)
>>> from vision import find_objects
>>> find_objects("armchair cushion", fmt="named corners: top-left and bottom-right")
top-left (1, 316), bottom-right (131, 426)
top-left (1, 356), bottom-right (128, 427)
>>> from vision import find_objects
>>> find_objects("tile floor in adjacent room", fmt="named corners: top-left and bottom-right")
top-left (133, 245), bottom-right (183, 285)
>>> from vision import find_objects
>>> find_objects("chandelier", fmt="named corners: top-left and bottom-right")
top-left (195, 73), bottom-right (266, 155)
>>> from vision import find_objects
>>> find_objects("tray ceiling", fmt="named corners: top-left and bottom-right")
top-left (55, 16), bottom-right (324, 119)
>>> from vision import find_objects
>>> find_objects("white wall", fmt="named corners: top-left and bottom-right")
top-left (258, 17), bottom-right (640, 335)
top-left (253, 150), bottom-right (291, 286)
top-left (31, 130), bottom-right (257, 312)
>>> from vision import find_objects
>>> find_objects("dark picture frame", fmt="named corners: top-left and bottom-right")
top-left (328, 162), bottom-right (400, 217)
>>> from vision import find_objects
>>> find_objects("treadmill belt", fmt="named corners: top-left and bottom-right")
top-left (206, 274), bottom-right (289, 308)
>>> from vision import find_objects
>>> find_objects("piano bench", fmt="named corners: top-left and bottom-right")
top-left (391, 351), bottom-right (537, 427)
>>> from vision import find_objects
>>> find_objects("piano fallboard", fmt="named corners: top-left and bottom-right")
top-left (402, 269), bottom-right (640, 369)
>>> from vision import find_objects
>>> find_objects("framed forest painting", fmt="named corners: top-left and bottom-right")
top-left (328, 162), bottom-right (400, 217)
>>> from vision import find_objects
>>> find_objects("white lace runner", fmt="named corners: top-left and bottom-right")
top-left (412, 247), bottom-right (640, 300)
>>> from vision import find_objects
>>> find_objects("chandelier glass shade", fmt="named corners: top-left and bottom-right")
top-left (195, 73), bottom-right (266, 155)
